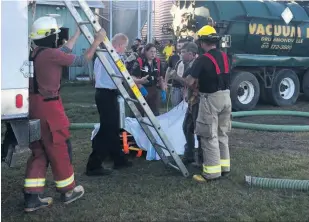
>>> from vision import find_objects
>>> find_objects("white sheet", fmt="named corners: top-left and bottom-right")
top-left (91, 101), bottom-right (198, 160)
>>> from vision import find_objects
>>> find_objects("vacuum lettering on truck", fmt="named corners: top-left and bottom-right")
top-left (249, 23), bottom-right (309, 50)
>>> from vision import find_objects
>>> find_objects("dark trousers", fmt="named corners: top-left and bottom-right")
top-left (183, 102), bottom-right (201, 160)
top-left (86, 89), bottom-right (127, 170)
top-left (126, 85), bottom-right (160, 118)
top-left (144, 86), bottom-right (160, 116)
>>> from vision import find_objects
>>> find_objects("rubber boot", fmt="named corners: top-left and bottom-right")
top-left (24, 193), bottom-right (53, 212)
top-left (61, 185), bottom-right (85, 205)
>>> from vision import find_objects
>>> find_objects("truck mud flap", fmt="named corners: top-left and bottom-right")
top-left (2, 119), bottom-right (41, 167)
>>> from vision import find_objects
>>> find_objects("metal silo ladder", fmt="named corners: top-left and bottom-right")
top-left (63, 0), bottom-right (189, 177)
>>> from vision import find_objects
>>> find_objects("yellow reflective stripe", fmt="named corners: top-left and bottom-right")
top-left (220, 159), bottom-right (230, 167)
top-left (24, 178), bottom-right (45, 188)
top-left (36, 29), bottom-right (51, 35)
top-left (203, 165), bottom-right (221, 174)
top-left (32, 28), bottom-right (60, 36)
top-left (55, 174), bottom-right (74, 188)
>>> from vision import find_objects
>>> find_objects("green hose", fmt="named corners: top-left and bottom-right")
top-left (70, 110), bottom-right (309, 132)
top-left (232, 110), bottom-right (309, 118)
top-left (70, 123), bottom-right (95, 130)
top-left (245, 176), bottom-right (309, 191)
top-left (232, 110), bottom-right (309, 132)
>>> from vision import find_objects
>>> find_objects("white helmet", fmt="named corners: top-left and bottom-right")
top-left (30, 15), bottom-right (61, 40)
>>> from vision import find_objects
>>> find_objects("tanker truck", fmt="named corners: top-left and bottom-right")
top-left (171, 0), bottom-right (309, 111)
top-left (1, 1), bottom-right (41, 166)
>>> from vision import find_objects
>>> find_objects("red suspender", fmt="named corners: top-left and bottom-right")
top-left (204, 53), bottom-right (221, 74)
top-left (137, 57), bottom-right (143, 69)
top-left (203, 52), bottom-right (229, 74)
top-left (156, 58), bottom-right (161, 74)
top-left (221, 52), bottom-right (229, 73)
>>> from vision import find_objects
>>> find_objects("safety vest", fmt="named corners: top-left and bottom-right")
top-left (203, 51), bottom-right (230, 91)
top-left (137, 57), bottom-right (161, 87)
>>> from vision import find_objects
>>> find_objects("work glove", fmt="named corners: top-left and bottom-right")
top-left (161, 90), bottom-right (167, 103)
top-left (140, 86), bottom-right (148, 97)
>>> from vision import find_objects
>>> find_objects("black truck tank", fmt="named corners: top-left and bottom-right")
top-left (174, 1), bottom-right (309, 57)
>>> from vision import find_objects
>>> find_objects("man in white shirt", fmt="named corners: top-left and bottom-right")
top-left (86, 33), bottom-right (148, 176)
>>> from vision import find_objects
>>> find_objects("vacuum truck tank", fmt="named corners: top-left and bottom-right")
top-left (171, 0), bottom-right (309, 111)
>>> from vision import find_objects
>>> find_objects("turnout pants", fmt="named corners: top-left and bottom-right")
top-left (24, 94), bottom-right (75, 194)
top-left (183, 102), bottom-right (200, 160)
top-left (87, 89), bottom-right (127, 170)
top-left (195, 90), bottom-right (232, 180)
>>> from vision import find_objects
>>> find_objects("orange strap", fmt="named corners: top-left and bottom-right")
top-left (122, 131), bottom-right (129, 154)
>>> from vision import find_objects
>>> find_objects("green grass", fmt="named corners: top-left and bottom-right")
top-left (2, 82), bottom-right (309, 222)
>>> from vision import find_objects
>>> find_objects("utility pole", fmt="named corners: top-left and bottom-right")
top-left (109, 0), bottom-right (113, 39)
top-left (147, 0), bottom-right (153, 43)
top-left (137, 0), bottom-right (141, 39)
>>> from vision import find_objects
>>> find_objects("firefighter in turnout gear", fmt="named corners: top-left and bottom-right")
top-left (24, 15), bottom-right (106, 212)
top-left (186, 25), bottom-right (232, 182)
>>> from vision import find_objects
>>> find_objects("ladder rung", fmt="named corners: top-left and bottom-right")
top-left (140, 120), bottom-right (154, 127)
top-left (167, 162), bottom-right (180, 171)
top-left (126, 97), bottom-right (139, 103)
top-left (154, 143), bottom-right (168, 150)
top-left (96, 49), bottom-right (107, 52)
top-left (78, 21), bottom-right (91, 25)
top-left (110, 74), bottom-right (123, 79)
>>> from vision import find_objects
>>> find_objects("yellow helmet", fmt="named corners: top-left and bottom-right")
top-left (196, 25), bottom-right (221, 43)
top-left (197, 25), bottom-right (217, 36)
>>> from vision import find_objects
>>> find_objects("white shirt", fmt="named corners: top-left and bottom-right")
top-left (94, 53), bottom-right (123, 89)
top-left (176, 61), bottom-right (184, 77)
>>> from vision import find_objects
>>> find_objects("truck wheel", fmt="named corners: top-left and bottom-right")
top-left (230, 71), bottom-right (260, 111)
top-left (267, 69), bottom-right (300, 106)
top-left (303, 71), bottom-right (309, 100)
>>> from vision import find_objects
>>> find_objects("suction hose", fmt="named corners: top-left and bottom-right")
top-left (245, 176), bottom-right (309, 191)
top-left (70, 110), bottom-right (309, 132)
top-left (70, 123), bottom-right (96, 130)
top-left (69, 110), bottom-right (309, 189)
top-left (232, 110), bottom-right (309, 132)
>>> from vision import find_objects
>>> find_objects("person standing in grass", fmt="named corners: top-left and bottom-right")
top-left (170, 42), bottom-right (202, 166)
top-left (86, 33), bottom-right (149, 176)
top-left (186, 25), bottom-right (232, 182)
top-left (25, 15), bottom-right (106, 212)
top-left (131, 43), bottom-right (167, 116)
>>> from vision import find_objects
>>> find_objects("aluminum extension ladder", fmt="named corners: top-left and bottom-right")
top-left (64, 0), bottom-right (189, 177)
